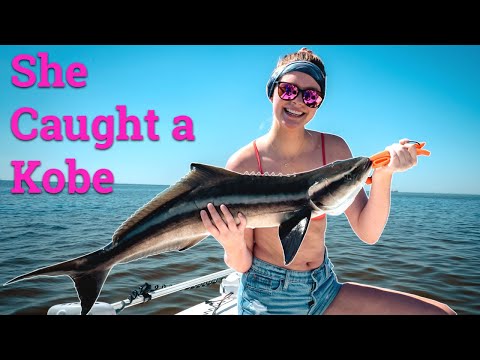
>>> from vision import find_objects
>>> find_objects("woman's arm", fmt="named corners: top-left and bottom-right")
top-left (343, 138), bottom-right (419, 244)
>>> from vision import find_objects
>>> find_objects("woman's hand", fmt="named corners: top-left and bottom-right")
top-left (200, 203), bottom-right (247, 252)
top-left (201, 203), bottom-right (253, 273)
top-left (381, 138), bottom-right (419, 174)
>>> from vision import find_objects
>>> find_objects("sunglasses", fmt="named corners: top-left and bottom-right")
top-left (276, 81), bottom-right (323, 108)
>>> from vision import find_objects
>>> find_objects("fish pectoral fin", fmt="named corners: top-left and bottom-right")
top-left (278, 209), bottom-right (311, 266)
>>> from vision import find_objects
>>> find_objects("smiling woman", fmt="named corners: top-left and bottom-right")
top-left (200, 47), bottom-right (457, 315)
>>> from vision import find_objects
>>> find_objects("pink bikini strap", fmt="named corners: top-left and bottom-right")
top-left (252, 140), bottom-right (264, 175)
top-left (321, 132), bottom-right (326, 165)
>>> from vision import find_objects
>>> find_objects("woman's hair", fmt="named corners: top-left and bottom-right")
top-left (275, 47), bottom-right (326, 76)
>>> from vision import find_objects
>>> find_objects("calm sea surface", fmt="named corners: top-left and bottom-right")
top-left (0, 180), bottom-right (479, 315)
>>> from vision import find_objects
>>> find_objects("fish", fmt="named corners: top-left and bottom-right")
top-left (4, 156), bottom-right (372, 315)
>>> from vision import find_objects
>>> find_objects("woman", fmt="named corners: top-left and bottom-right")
top-left (200, 47), bottom-right (456, 315)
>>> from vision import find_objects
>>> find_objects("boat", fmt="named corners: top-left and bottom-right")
top-left (47, 269), bottom-right (240, 315)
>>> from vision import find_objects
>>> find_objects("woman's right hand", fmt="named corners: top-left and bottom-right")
top-left (200, 203), bottom-right (247, 252)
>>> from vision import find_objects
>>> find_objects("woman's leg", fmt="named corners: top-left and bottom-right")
top-left (323, 282), bottom-right (456, 315)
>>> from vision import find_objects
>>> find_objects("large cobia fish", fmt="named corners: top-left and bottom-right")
top-left (4, 157), bottom-right (372, 315)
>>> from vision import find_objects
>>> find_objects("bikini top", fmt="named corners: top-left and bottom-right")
top-left (252, 132), bottom-right (327, 221)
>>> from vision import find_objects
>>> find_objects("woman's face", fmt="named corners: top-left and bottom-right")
top-left (271, 71), bottom-right (322, 130)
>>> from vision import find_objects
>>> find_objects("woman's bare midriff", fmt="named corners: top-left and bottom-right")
top-left (252, 218), bottom-right (327, 271)
top-left (237, 131), bottom-right (336, 271)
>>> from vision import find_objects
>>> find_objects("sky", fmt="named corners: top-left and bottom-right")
top-left (0, 45), bottom-right (479, 195)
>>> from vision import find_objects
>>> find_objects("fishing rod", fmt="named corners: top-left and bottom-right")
top-left (46, 268), bottom-right (236, 315)
top-left (111, 268), bottom-right (235, 314)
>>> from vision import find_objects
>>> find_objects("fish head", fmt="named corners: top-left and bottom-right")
top-left (307, 157), bottom-right (372, 215)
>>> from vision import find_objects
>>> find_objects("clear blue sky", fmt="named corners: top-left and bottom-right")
top-left (0, 45), bottom-right (479, 194)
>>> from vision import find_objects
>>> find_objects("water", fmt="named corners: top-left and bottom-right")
top-left (1, 180), bottom-right (479, 315)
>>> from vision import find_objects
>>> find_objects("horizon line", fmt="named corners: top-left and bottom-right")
top-left (0, 179), bottom-right (478, 197)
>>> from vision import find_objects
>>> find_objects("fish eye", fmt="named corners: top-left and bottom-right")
top-left (344, 174), bottom-right (353, 181)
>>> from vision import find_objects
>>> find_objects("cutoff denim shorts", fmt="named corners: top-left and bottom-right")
top-left (237, 249), bottom-right (343, 315)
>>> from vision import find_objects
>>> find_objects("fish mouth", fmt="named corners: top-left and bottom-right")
top-left (365, 158), bottom-right (373, 171)
top-left (352, 157), bottom-right (373, 183)
top-left (361, 158), bottom-right (373, 182)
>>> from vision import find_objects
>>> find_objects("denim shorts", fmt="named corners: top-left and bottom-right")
top-left (237, 249), bottom-right (343, 315)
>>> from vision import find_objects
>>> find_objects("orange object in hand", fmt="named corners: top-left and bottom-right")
top-left (366, 141), bottom-right (431, 185)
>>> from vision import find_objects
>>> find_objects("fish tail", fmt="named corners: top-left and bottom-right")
top-left (4, 249), bottom-right (112, 315)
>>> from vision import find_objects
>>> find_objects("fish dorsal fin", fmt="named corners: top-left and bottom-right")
top-left (112, 163), bottom-right (237, 243)
top-left (243, 171), bottom-right (293, 177)
top-left (190, 163), bottom-right (239, 179)
top-left (263, 172), bottom-right (292, 177)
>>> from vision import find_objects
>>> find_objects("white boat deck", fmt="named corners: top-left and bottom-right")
top-left (177, 270), bottom-right (240, 315)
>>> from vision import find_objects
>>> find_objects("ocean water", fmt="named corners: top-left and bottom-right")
top-left (0, 180), bottom-right (479, 315)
